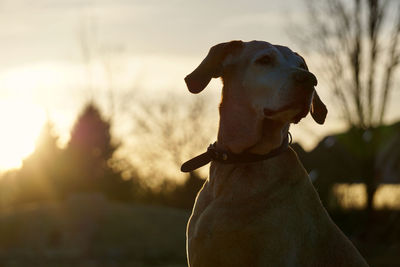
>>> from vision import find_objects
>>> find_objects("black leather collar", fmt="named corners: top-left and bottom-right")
top-left (181, 133), bottom-right (292, 173)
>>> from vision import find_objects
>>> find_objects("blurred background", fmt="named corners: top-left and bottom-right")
top-left (0, 0), bottom-right (399, 266)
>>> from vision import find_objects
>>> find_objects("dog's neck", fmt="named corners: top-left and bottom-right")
top-left (216, 83), bottom-right (290, 155)
top-left (208, 147), bottom-right (305, 201)
top-left (216, 107), bottom-right (290, 155)
top-left (248, 119), bottom-right (290, 154)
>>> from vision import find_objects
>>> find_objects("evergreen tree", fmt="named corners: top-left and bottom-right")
top-left (16, 120), bottom-right (61, 203)
top-left (61, 102), bottom-right (132, 200)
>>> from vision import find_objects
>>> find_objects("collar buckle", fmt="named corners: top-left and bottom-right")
top-left (208, 143), bottom-right (228, 161)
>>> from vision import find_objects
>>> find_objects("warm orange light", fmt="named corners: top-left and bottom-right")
top-left (0, 99), bottom-right (46, 171)
top-left (333, 183), bottom-right (400, 210)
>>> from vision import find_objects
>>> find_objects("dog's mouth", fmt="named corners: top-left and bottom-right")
top-left (264, 103), bottom-right (310, 124)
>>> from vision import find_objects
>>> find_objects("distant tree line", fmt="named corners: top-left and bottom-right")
top-left (0, 102), bottom-right (204, 210)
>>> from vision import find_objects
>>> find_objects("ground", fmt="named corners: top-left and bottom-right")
top-left (0, 193), bottom-right (189, 267)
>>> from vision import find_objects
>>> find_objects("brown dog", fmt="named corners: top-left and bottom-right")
top-left (184, 41), bottom-right (368, 266)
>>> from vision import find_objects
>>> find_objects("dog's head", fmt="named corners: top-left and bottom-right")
top-left (185, 40), bottom-right (327, 154)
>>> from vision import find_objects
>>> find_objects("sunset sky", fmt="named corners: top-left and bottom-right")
top-left (0, 0), bottom-right (399, 171)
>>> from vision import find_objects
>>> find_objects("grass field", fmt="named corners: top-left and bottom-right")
top-left (1, 193), bottom-right (399, 266)
top-left (0, 193), bottom-right (190, 267)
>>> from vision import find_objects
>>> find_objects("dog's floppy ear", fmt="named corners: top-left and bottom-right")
top-left (185, 40), bottom-right (243, 94)
top-left (295, 52), bottom-right (328, 124)
top-left (311, 92), bottom-right (327, 124)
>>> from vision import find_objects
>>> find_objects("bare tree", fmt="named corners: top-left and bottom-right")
top-left (290, 0), bottom-right (400, 215)
top-left (78, 15), bottom-right (130, 122)
top-left (127, 92), bottom-right (217, 186)
top-left (99, 44), bottom-right (126, 120)
top-left (78, 15), bottom-right (98, 99)
top-left (293, 0), bottom-right (400, 128)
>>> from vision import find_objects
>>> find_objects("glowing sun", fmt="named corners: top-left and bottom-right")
top-left (0, 99), bottom-right (46, 171)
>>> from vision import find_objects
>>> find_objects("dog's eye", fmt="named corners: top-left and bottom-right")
top-left (256, 55), bottom-right (273, 65)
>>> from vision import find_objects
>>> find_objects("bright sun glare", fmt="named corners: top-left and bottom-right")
top-left (0, 99), bottom-right (46, 171)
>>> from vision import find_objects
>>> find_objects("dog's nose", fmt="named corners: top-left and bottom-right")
top-left (293, 71), bottom-right (317, 87)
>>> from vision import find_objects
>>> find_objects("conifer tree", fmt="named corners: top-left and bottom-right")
top-left (62, 102), bottom-right (132, 200)
top-left (16, 120), bottom-right (61, 203)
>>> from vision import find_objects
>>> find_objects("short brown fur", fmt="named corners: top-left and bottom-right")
top-left (185, 40), bottom-right (368, 266)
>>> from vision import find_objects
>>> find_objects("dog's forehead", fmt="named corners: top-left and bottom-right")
top-left (241, 41), bottom-right (298, 62)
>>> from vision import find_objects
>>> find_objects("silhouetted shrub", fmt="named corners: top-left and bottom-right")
top-left (57, 102), bottom-right (133, 201)
top-left (14, 121), bottom-right (62, 203)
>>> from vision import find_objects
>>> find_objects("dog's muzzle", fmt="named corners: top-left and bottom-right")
top-left (263, 70), bottom-right (317, 123)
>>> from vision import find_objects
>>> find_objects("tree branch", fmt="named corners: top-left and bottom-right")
top-left (379, 3), bottom-right (400, 124)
